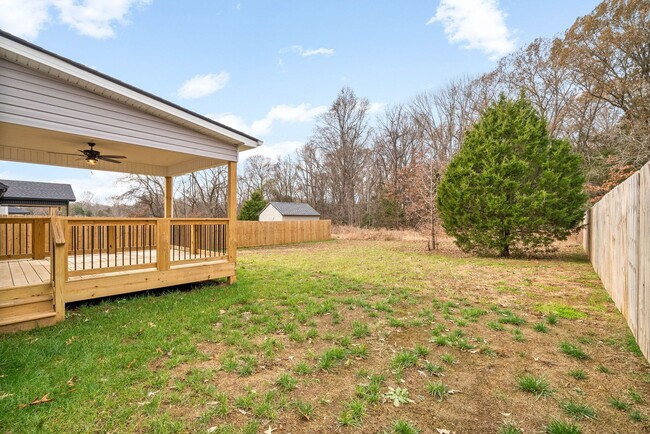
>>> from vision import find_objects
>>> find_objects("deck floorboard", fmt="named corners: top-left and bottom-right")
top-left (0, 248), bottom-right (226, 290)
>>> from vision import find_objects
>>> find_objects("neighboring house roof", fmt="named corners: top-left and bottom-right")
top-left (264, 202), bottom-right (320, 217)
top-left (0, 29), bottom-right (262, 151)
top-left (0, 179), bottom-right (76, 207)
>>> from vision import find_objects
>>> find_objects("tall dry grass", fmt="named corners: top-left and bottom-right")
top-left (332, 225), bottom-right (428, 242)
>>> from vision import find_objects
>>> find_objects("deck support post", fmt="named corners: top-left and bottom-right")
top-left (51, 217), bottom-right (67, 322)
top-left (164, 176), bottom-right (173, 219)
top-left (157, 219), bottom-right (170, 272)
top-left (227, 161), bottom-right (237, 284)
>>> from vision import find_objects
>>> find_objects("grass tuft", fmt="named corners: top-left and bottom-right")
top-left (391, 419), bottom-right (420, 434)
top-left (275, 372), bottom-right (298, 392)
top-left (609, 396), bottom-right (630, 411)
top-left (545, 419), bottom-right (582, 434)
top-left (559, 341), bottom-right (589, 360)
top-left (425, 381), bottom-right (449, 401)
top-left (338, 399), bottom-right (366, 427)
top-left (518, 374), bottom-right (552, 398)
top-left (561, 401), bottom-right (596, 419)
top-left (533, 322), bottom-right (549, 333)
top-left (499, 422), bottom-right (522, 434)
top-left (568, 369), bottom-right (587, 381)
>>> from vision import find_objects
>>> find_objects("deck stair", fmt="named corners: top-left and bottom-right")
top-left (0, 283), bottom-right (57, 332)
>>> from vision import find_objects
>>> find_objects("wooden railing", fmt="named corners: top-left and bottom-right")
top-left (170, 219), bottom-right (228, 264)
top-left (0, 217), bottom-right (50, 259)
top-left (1, 217), bottom-right (232, 284)
top-left (66, 218), bottom-right (158, 276)
top-left (62, 217), bottom-right (229, 276)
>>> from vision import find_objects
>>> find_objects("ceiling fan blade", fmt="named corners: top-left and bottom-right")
top-left (99, 155), bottom-right (126, 159)
top-left (98, 156), bottom-right (122, 164)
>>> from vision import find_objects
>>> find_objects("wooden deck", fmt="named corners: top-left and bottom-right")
top-left (0, 258), bottom-right (50, 287)
top-left (0, 248), bottom-right (226, 290)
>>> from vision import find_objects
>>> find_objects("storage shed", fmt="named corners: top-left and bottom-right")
top-left (258, 202), bottom-right (320, 222)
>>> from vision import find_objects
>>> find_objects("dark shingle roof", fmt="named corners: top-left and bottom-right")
top-left (266, 202), bottom-right (320, 217)
top-left (0, 179), bottom-right (76, 206)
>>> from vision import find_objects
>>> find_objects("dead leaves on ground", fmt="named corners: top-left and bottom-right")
top-left (18, 393), bottom-right (53, 409)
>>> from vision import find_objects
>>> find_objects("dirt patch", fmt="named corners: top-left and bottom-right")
top-left (154, 239), bottom-right (650, 433)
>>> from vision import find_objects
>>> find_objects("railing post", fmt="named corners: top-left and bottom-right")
top-left (51, 217), bottom-right (67, 322)
top-left (157, 218), bottom-right (170, 271)
top-left (32, 218), bottom-right (46, 259)
top-left (191, 223), bottom-right (198, 255)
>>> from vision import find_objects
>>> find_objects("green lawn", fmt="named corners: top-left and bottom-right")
top-left (1, 240), bottom-right (648, 433)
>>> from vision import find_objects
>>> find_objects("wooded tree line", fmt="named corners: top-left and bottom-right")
top-left (106, 0), bottom-right (649, 237)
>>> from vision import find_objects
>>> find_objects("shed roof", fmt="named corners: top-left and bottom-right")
top-left (265, 202), bottom-right (320, 217)
top-left (0, 179), bottom-right (76, 206)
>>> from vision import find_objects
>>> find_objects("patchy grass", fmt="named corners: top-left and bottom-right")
top-left (1, 238), bottom-right (648, 433)
top-left (536, 302), bottom-right (587, 320)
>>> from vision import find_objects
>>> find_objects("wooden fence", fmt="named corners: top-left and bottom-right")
top-left (583, 161), bottom-right (650, 361)
top-left (236, 220), bottom-right (331, 248)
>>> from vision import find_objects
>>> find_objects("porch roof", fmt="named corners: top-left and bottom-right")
top-left (0, 30), bottom-right (262, 177)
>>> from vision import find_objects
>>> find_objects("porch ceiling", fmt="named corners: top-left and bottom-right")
top-left (0, 123), bottom-right (228, 177)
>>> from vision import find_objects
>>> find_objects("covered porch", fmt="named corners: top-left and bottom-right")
top-left (0, 30), bottom-right (261, 331)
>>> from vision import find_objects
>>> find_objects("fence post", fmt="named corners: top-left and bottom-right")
top-left (638, 163), bottom-right (650, 360)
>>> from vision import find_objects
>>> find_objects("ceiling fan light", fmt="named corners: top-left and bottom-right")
top-left (86, 157), bottom-right (98, 165)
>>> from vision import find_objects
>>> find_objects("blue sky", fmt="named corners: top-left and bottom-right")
top-left (0, 0), bottom-right (600, 203)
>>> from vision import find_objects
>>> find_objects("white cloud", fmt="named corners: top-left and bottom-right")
top-left (209, 103), bottom-right (327, 137)
top-left (0, 0), bottom-right (151, 40)
top-left (0, 0), bottom-right (51, 40)
top-left (280, 45), bottom-right (335, 57)
top-left (177, 72), bottom-right (230, 99)
top-left (240, 141), bottom-right (304, 161)
top-left (367, 102), bottom-right (387, 114)
top-left (267, 104), bottom-right (327, 123)
top-left (302, 47), bottom-right (335, 57)
top-left (428, 0), bottom-right (515, 60)
top-left (206, 113), bottom-right (249, 133)
top-left (52, 171), bottom-right (126, 204)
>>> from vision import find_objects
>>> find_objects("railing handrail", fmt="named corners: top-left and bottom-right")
top-left (51, 218), bottom-right (65, 246)
top-left (0, 216), bottom-right (50, 224)
top-left (170, 218), bottom-right (229, 224)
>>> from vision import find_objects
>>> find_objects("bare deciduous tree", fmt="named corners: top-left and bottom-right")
top-left (310, 86), bottom-right (372, 225)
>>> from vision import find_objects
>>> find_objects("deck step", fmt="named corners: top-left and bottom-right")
top-left (0, 311), bottom-right (56, 327)
top-left (0, 283), bottom-right (52, 303)
top-left (0, 295), bottom-right (53, 309)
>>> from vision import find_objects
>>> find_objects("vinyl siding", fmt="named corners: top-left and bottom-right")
top-left (0, 59), bottom-right (237, 161)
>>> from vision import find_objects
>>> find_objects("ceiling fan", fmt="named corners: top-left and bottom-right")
top-left (76, 142), bottom-right (126, 165)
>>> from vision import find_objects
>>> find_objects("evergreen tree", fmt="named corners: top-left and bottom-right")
top-left (437, 95), bottom-right (587, 257)
top-left (239, 190), bottom-right (267, 221)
